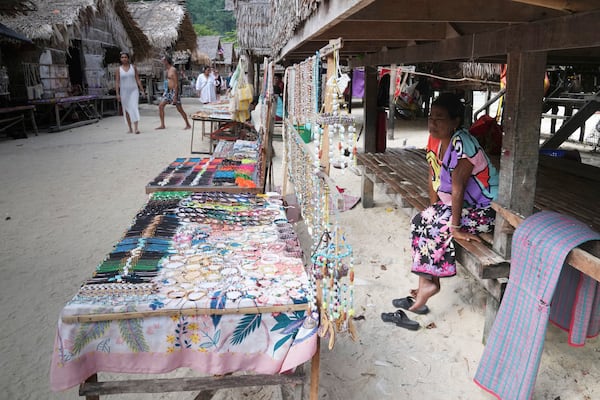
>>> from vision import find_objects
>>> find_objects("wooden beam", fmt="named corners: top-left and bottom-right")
top-left (361, 9), bottom-right (600, 66)
top-left (510, 0), bottom-right (599, 12)
top-left (349, 0), bottom-right (567, 22)
top-left (310, 40), bottom-right (411, 50)
top-left (79, 372), bottom-right (305, 396)
top-left (492, 202), bottom-right (600, 282)
top-left (313, 22), bottom-right (447, 41)
top-left (63, 303), bottom-right (310, 323)
top-left (278, 0), bottom-right (376, 59)
top-left (319, 38), bottom-right (343, 57)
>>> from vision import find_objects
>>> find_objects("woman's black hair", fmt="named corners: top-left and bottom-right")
top-left (431, 92), bottom-right (465, 127)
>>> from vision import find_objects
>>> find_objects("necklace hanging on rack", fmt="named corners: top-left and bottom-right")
top-left (314, 57), bottom-right (358, 172)
top-left (310, 222), bottom-right (357, 349)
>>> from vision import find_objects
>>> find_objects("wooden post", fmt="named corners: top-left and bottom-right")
top-left (492, 51), bottom-right (547, 258)
top-left (387, 64), bottom-right (396, 139)
top-left (463, 89), bottom-right (473, 127)
top-left (486, 51), bottom-right (547, 342)
top-left (363, 66), bottom-right (378, 153)
top-left (319, 39), bottom-right (342, 175)
top-left (361, 171), bottom-right (374, 208)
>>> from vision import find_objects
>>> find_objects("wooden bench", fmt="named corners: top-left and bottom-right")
top-left (358, 148), bottom-right (600, 340)
top-left (29, 95), bottom-right (100, 132)
top-left (96, 95), bottom-right (119, 117)
top-left (356, 148), bottom-right (510, 302)
top-left (0, 105), bottom-right (38, 138)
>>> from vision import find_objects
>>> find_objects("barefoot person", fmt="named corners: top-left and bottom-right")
top-left (382, 93), bottom-right (499, 330)
top-left (115, 51), bottom-right (145, 134)
top-left (156, 55), bottom-right (191, 130)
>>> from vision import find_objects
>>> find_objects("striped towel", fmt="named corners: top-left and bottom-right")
top-left (474, 211), bottom-right (600, 400)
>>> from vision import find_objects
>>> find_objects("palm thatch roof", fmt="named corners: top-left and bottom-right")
top-left (196, 35), bottom-right (223, 61)
top-left (234, 0), bottom-right (320, 57)
top-left (0, 0), bottom-right (36, 16)
top-left (127, 0), bottom-right (197, 52)
top-left (191, 48), bottom-right (211, 66)
top-left (0, 22), bottom-right (33, 44)
top-left (113, 0), bottom-right (152, 60)
top-left (0, 0), bottom-right (151, 58)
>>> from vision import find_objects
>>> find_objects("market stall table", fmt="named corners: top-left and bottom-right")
top-left (29, 95), bottom-right (100, 132)
top-left (146, 141), bottom-right (265, 194)
top-left (190, 100), bottom-right (238, 154)
top-left (50, 191), bottom-right (318, 399)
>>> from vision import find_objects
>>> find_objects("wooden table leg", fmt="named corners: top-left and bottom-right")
top-left (80, 374), bottom-right (100, 400)
top-left (29, 108), bottom-right (38, 136)
top-left (54, 104), bottom-right (61, 131)
top-left (192, 390), bottom-right (216, 400)
top-left (309, 338), bottom-right (320, 400)
top-left (191, 119), bottom-right (196, 153)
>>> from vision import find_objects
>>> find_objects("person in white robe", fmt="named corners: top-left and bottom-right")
top-left (195, 66), bottom-right (217, 104)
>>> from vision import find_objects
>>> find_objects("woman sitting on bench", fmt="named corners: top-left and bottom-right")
top-left (382, 93), bottom-right (499, 330)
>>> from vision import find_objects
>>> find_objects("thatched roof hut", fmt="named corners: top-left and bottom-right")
top-left (127, 0), bottom-right (197, 53)
top-left (0, 0), bottom-right (151, 59)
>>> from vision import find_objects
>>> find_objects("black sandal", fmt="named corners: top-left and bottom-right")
top-left (392, 296), bottom-right (430, 315)
top-left (380, 310), bottom-right (420, 330)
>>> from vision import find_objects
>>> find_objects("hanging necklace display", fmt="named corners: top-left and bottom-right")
top-left (310, 186), bottom-right (357, 349)
top-left (312, 48), bottom-right (358, 172)
top-left (282, 48), bottom-right (358, 346)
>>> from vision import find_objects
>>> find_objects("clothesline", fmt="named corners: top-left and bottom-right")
top-left (399, 69), bottom-right (501, 86)
top-left (375, 65), bottom-right (501, 87)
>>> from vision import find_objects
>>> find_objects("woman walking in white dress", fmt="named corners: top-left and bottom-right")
top-left (115, 52), bottom-right (145, 134)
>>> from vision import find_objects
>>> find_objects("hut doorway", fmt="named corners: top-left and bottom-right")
top-left (67, 42), bottom-right (84, 95)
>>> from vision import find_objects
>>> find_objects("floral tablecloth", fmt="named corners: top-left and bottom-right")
top-left (50, 192), bottom-right (317, 391)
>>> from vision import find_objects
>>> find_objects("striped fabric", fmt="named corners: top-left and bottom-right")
top-left (549, 264), bottom-right (600, 346)
top-left (474, 211), bottom-right (600, 400)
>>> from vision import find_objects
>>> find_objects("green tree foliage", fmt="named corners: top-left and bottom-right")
top-left (194, 25), bottom-right (219, 36)
top-left (186, 0), bottom-right (236, 36)
top-left (221, 30), bottom-right (237, 43)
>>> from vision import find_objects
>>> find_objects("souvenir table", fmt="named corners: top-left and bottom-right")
top-left (145, 141), bottom-right (264, 194)
top-left (50, 191), bottom-right (318, 396)
top-left (190, 101), bottom-right (234, 154)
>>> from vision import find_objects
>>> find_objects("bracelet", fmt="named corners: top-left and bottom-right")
top-left (448, 224), bottom-right (462, 229)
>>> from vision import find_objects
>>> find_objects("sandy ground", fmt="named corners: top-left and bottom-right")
top-left (1, 98), bottom-right (599, 400)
